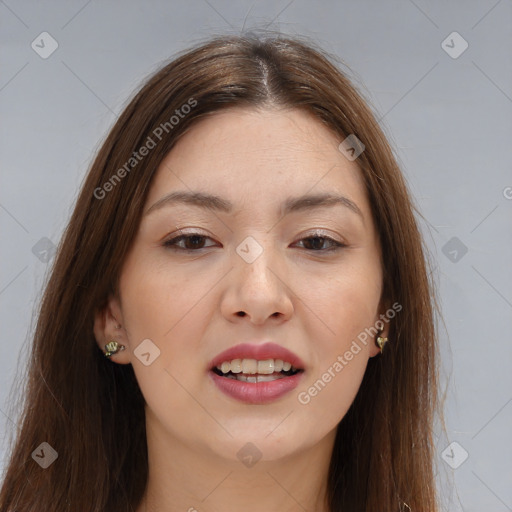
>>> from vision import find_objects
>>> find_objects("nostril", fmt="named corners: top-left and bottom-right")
top-left (236, 311), bottom-right (246, 317)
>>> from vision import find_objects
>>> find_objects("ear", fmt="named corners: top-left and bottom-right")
top-left (93, 294), bottom-right (131, 364)
top-left (368, 297), bottom-right (392, 358)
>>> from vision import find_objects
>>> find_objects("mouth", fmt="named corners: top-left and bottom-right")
top-left (211, 358), bottom-right (304, 383)
top-left (208, 342), bottom-right (306, 404)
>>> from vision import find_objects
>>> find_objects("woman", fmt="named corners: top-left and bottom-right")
top-left (0, 32), bottom-right (439, 511)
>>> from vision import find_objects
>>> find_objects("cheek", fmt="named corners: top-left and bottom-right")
top-left (301, 257), bottom-right (382, 346)
top-left (297, 353), bottom-right (368, 435)
top-left (296, 291), bottom-right (377, 426)
top-left (119, 254), bottom-right (215, 342)
top-left (294, 256), bottom-right (381, 424)
top-left (118, 254), bottom-right (215, 392)
top-left (117, 261), bottom-right (212, 439)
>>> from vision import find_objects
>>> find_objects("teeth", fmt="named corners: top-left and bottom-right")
top-left (242, 359), bottom-right (257, 374)
top-left (257, 359), bottom-right (274, 374)
top-left (226, 373), bottom-right (287, 383)
top-left (230, 359), bottom-right (242, 373)
top-left (215, 358), bottom-right (298, 375)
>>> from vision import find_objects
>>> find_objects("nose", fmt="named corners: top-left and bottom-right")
top-left (220, 245), bottom-right (294, 325)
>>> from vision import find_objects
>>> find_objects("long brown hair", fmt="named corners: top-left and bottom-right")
top-left (0, 32), bottom-right (439, 511)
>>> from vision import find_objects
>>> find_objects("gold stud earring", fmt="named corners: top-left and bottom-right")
top-left (375, 332), bottom-right (388, 353)
top-left (104, 340), bottom-right (126, 358)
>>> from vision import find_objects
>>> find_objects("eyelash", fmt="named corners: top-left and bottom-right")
top-left (162, 231), bottom-right (347, 253)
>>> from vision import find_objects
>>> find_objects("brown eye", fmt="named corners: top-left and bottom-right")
top-left (163, 233), bottom-right (217, 251)
top-left (294, 235), bottom-right (346, 252)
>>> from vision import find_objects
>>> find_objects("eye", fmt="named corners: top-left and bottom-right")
top-left (293, 233), bottom-right (346, 252)
top-left (162, 231), bottom-right (346, 253)
top-left (163, 232), bottom-right (218, 251)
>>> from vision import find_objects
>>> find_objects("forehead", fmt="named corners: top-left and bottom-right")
top-left (146, 106), bottom-right (368, 216)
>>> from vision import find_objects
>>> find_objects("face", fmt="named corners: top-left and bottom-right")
top-left (95, 106), bottom-right (388, 464)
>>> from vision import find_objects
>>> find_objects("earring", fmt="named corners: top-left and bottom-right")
top-left (104, 340), bottom-right (126, 358)
top-left (375, 331), bottom-right (388, 353)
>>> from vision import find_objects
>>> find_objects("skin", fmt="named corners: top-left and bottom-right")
top-left (94, 106), bottom-right (389, 512)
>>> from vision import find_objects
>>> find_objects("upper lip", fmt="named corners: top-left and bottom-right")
top-left (209, 342), bottom-right (305, 370)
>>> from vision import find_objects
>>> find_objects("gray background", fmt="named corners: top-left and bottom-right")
top-left (1, 1), bottom-right (511, 510)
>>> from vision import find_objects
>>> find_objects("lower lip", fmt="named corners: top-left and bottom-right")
top-left (209, 370), bottom-right (304, 404)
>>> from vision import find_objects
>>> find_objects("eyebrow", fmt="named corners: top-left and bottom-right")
top-left (144, 190), bottom-right (363, 219)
